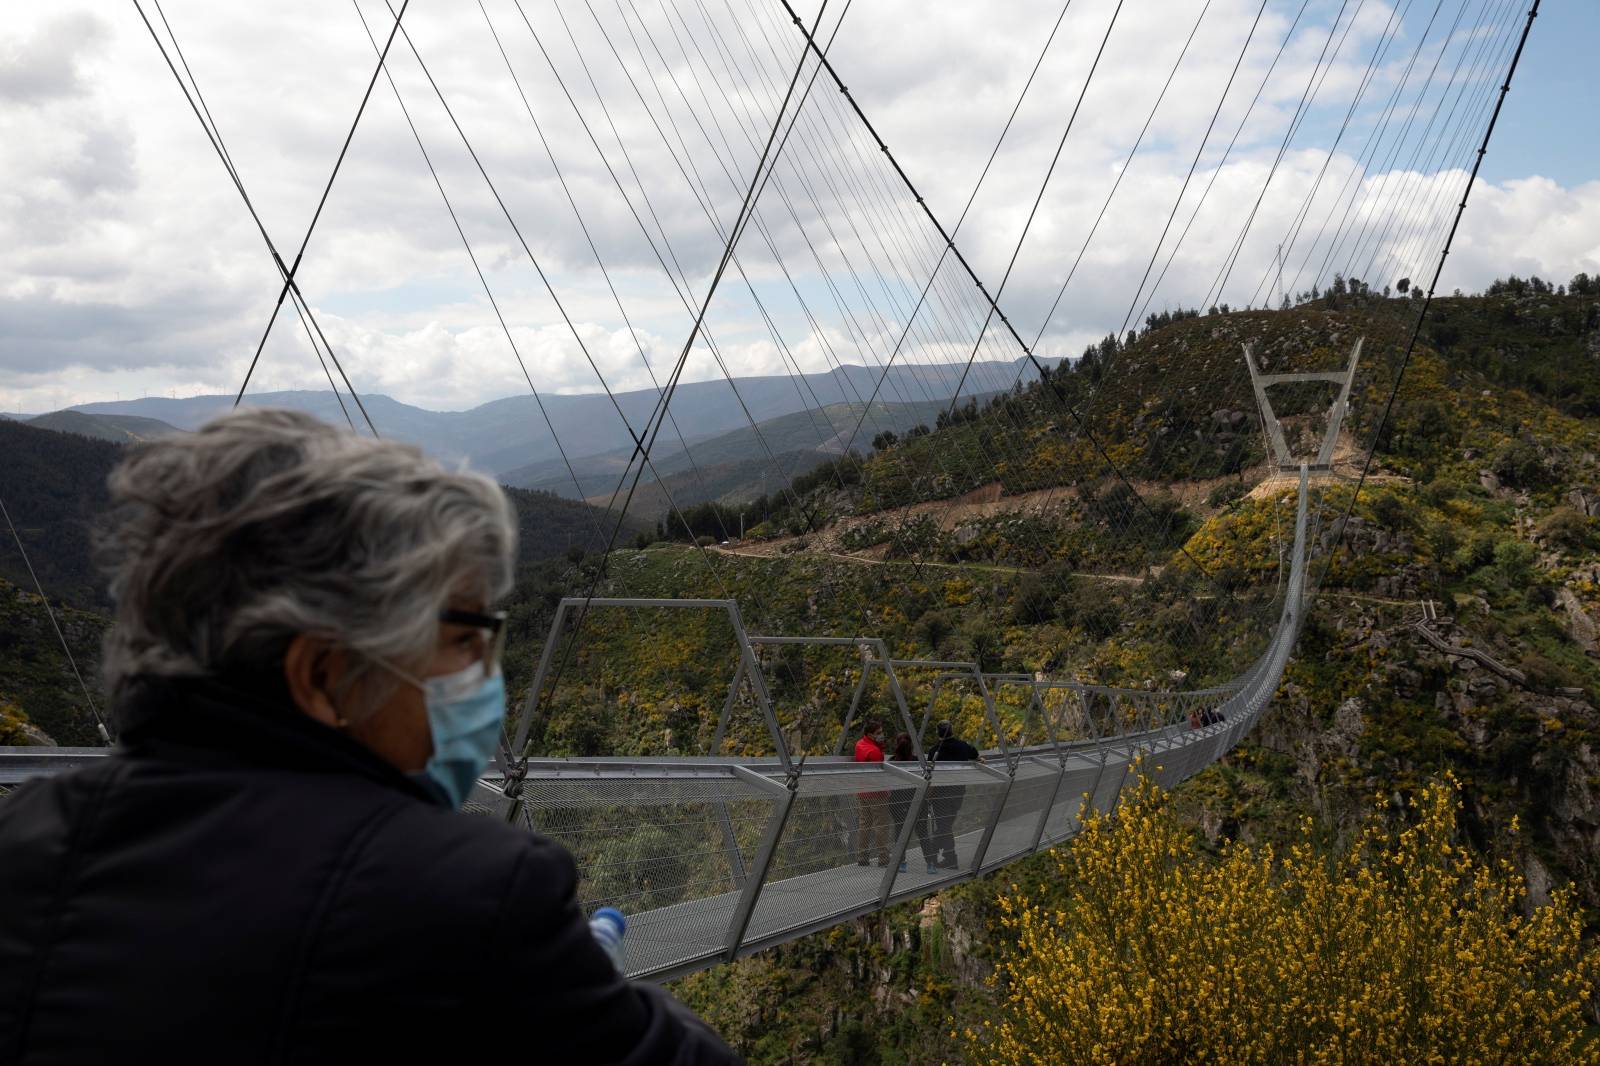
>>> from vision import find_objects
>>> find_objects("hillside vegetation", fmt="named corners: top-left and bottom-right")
top-left (4, 283), bottom-right (1600, 1059)
top-left (0, 418), bottom-right (647, 609)
top-left (0, 419), bottom-right (121, 607)
top-left (0, 577), bottom-right (107, 746)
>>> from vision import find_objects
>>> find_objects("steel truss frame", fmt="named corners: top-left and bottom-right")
top-left (1245, 338), bottom-right (1363, 470)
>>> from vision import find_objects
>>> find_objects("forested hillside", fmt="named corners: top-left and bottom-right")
top-left (0, 419), bottom-right (647, 606)
top-left (0, 577), bottom-right (107, 746)
top-left (0, 421), bottom-right (644, 745)
top-left (0, 419), bottom-right (120, 607)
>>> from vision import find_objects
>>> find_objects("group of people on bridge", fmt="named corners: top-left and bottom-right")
top-left (852, 719), bottom-right (981, 875)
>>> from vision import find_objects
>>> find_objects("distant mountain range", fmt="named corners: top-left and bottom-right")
top-left (501, 398), bottom-right (962, 506)
top-left (59, 359), bottom-right (1049, 492)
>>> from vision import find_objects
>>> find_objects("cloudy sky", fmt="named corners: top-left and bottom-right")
top-left (2, 0), bottom-right (1595, 416)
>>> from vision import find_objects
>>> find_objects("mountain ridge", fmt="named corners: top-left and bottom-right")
top-left (68, 358), bottom-right (1055, 480)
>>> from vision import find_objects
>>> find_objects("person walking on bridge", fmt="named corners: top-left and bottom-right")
top-left (0, 409), bottom-right (740, 1065)
top-left (852, 719), bottom-right (892, 866)
top-left (928, 719), bottom-right (982, 871)
top-left (887, 732), bottom-right (932, 874)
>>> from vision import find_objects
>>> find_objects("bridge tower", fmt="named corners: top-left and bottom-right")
top-left (1242, 338), bottom-right (1362, 472)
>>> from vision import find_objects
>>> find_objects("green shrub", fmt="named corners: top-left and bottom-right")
top-left (1493, 540), bottom-right (1537, 588)
top-left (1370, 491), bottom-right (1414, 530)
top-left (0, 697), bottom-right (34, 745)
top-left (1491, 439), bottom-right (1547, 488)
top-left (1537, 508), bottom-right (1595, 551)
top-left (1206, 481), bottom-right (1247, 509)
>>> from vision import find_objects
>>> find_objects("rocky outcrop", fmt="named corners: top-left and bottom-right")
top-left (1565, 488), bottom-right (1600, 517)
top-left (1555, 587), bottom-right (1598, 653)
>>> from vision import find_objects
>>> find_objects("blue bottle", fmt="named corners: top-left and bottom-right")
top-left (589, 906), bottom-right (627, 969)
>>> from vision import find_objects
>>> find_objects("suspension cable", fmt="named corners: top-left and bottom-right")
top-left (515, 0), bottom-right (847, 765)
top-left (131, 0), bottom-right (386, 435)
top-left (0, 494), bottom-right (111, 745)
top-left (1314, 0), bottom-right (1538, 592)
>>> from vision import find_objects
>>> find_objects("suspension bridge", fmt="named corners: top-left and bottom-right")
top-left (0, 0), bottom-right (1538, 984)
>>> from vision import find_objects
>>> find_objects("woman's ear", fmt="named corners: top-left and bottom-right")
top-left (284, 635), bottom-right (347, 727)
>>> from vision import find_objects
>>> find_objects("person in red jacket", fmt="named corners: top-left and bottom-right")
top-left (852, 720), bottom-right (892, 866)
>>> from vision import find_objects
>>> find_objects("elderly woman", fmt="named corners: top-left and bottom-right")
top-left (0, 409), bottom-right (739, 1064)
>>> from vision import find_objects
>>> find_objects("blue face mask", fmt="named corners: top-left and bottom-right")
top-left (409, 661), bottom-right (507, 810)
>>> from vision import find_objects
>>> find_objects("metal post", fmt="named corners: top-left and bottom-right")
top-left (1030, 684), bottom-right (1061, 752)
top-left (918, 677), bottom-right (946, 747)
top-left (873, 643), bottom-right (922, 762)
top-left (1105, 751), bottom-right (1135, 811)
top-left (971, 668), bottom-right (1010, 763)
top-left (833, 659), bottom-right (873, 756)
top-left (508, 598), bottom-right (573, 758)
top-left (969, 762), bottom-right (1013, 873)
top-left (726, 602), bottom-right (791, 773)
top-left (1083, 748), bottom-right (1111, 818)
top-left (709, 658), bottom-right (746, 756)
top-left (877, 761), bottom-right (927, 904)
top-left (722, 768), bottom-right (796, 961)
top-left (1028, 755), bottom-right (1068, 853)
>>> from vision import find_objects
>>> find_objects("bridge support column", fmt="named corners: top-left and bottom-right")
top-left (877, 761), bottom-right (928, 904)
top-left (1243, 338), bottom-right (1364, 472)
top-left (968, 762), bottom-right (1014, 873)
top-left (723, 769), bottom-right (795, 962)
top-left (1029, 757), bottom-right (1068, 853)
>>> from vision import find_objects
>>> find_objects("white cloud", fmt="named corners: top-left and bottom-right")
top-left (0, 0), bottom-right (1591, 416)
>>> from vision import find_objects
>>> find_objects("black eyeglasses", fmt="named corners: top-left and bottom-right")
top-left (438, 608), bottom-right (508, 677)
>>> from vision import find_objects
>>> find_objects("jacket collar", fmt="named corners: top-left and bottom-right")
top-left (116, 673), bottom-right (443, 806)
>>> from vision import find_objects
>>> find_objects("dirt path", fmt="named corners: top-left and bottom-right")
top-left (710, 543), bottom-right (1145, 583)
top-left (1317, 590), bottom-right (1420, 608)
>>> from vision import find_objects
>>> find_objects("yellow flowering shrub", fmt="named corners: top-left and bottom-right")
top-left (972, 774), bottom-right (1598, 1065)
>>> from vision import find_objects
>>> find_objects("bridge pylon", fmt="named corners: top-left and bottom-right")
top-left (1243, 338), bottom-right (1363, 472)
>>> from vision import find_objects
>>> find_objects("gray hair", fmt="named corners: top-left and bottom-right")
top-left (99, 408), bottom-right (516, 714)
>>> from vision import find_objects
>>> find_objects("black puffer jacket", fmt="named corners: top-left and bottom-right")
top-left (0, 676), bottom-right (741, 1065)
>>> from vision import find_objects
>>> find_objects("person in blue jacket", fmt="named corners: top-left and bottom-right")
top-left (0, 408), bottom-right (740, 1065)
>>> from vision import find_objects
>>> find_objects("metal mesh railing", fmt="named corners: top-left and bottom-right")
top-left (510, 767), bottom-right (781, 977)
top-left (977, 758), bottom-right (1063, 872)
top-left (1039, 753), bottom-right (1108, 845)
